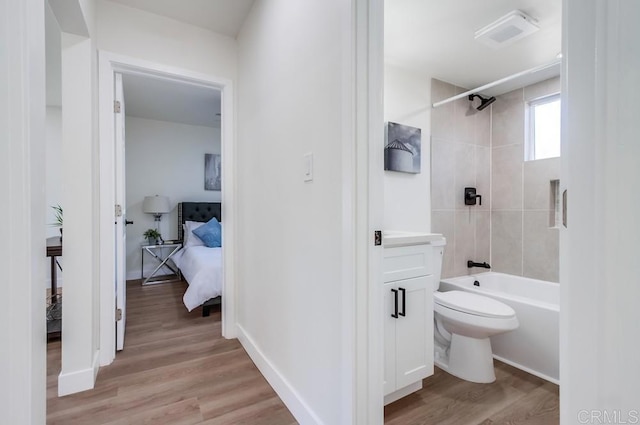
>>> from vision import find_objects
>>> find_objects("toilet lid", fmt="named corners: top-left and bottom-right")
top-left (434, 291), bottom-right (516, 318)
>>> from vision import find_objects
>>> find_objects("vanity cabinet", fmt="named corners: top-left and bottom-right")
top-left (383, 243), bottom-right (434, 404)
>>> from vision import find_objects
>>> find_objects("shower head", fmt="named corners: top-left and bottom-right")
top-left (468, 94), bottom-right (496, 111)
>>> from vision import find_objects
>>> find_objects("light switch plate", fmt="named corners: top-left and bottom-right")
top-left (303, 152), bottom-right (313, 182)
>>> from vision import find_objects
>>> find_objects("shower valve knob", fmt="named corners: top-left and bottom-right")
top-left (464, 187), bottom-right (482, 206)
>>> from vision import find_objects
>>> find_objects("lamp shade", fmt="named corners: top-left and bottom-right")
top-left (143, 195), bottom-right (170, 214)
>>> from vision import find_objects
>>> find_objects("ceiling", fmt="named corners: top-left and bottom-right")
top-left (385, 0), bottom-right (562, 94)
top-left (107, 0), bottom-right (256, 38)
top-left (122, 74), bottom-right (221, 128)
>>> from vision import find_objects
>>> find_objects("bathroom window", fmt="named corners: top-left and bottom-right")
top-left (526, 94), bottom-right (561, 161)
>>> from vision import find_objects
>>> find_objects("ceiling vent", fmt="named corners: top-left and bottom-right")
top-left (475, 10), bottom-right (539, 49)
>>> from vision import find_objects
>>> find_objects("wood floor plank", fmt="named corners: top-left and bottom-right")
top-left (479, 382), bottom-right (560, 425)
top-left (384, 363), bottom-right (559, 425)
top-left (47, 280), bottom-right (297, 425)
top-left (103, 398), bottom-right (204, 425)
top-left (48, 280), bottom-right (558, 425)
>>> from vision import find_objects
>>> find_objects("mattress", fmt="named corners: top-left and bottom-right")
top-left (172, 245), bottom-right (222, 311)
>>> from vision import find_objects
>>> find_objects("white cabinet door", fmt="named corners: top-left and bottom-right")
top-left (383, 281), bottom-right (397, 396)
top-left (384, 275), bottom-right (434, 395)
top-left (395, 275), bottom-right (433, 389)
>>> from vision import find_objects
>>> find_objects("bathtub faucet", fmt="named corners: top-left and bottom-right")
top-left (467, 260), bottom-right (491, 269)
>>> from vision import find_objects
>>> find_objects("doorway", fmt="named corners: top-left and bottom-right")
top-left (98, 52), bottom-right (237, 365)
top-left (120, 72), bottom-right (223, 349)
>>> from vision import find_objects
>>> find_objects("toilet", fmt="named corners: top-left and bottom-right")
top-left (431, 239), bottom-right (519, 383)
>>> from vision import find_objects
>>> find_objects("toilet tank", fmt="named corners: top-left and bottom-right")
top-left (430, 236), bottom-right (447, 292)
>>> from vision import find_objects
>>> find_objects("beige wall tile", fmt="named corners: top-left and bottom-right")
top-left (492, 144), bottom-right (523, 210)
top-left (523, 211), bottom-right (559, 282)
top-left (432, 211), bottom-right (455, 279)
top-left (453, 89), bottom-right (475, 144)
top-left (453, 210), bottom-right (476, 277)
top-left (476, 211), bottom-right (491, 264)
top-left (523, 157), bottom-right (561, 210)
top-left (431, 78), bottom-right (455, 103)
top-left (491, 211), bottom-right (523, 276)
top-left (431, 138), bottom-right (455, 210)
top-left (431, 79), bottom-right (455, 141)
top-left (524, 76), bottom-right (561, 102)
top-left (454, 143), bottom-right (476, 209)
top-left (492, 88), bottom-right (524, 147)
top-left (475, 107), bottom-right (491, 147)
top-left (476, 147), bottom-right (491, 210)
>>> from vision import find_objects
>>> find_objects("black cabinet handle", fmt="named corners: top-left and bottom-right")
top-left (391, 289), bottom-right (398, 318)
top-left (125, 220), bottom-right (134, 225)
top-left (399, 287), bottom-right (406, 317)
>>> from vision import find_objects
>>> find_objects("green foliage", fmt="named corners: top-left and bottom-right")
top-left (51, 205), bottom-right (63, 226)
top-left (143, 228), bottom-right (161, 239)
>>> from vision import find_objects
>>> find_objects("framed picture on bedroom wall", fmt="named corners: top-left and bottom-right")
top-left (204, 153), bottom-right (221, 191)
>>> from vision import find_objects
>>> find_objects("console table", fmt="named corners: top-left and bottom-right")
top-left (46, 236), bottom-right (62, 341)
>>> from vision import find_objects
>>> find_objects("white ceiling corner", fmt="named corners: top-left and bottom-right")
top-left (107, 0), bottom-right (256, 38)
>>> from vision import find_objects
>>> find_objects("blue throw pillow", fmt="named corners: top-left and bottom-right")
top-left (192, 217), bottom-right (222, 248)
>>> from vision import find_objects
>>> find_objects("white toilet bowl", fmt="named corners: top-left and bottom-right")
top-left (433, 290), bottom-right (519, 383)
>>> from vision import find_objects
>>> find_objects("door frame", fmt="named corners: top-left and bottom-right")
top-left (98, 51), bottom-right (237, 366)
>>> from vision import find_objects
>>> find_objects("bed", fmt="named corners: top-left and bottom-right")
top-left (171, 202), bottom-right (222, 316)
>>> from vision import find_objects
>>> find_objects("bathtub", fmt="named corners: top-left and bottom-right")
top-left (439, 272), bottom-right (559, 384)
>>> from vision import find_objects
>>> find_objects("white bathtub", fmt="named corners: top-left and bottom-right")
top-left (439, 272), bottom-right (559, 384)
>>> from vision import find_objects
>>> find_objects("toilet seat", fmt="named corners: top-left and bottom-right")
top-left (434, 291), bottom-right (515, 319)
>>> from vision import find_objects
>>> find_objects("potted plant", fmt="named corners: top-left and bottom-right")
top-left (51, 204), bottom-right (63, 241)
top-left (143, 228), bottom-right (162, 245)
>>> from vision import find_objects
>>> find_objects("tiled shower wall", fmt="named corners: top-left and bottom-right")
top-left (431, 77), bottom-right (560, 282)
top-left (431, 79), bottom-right (491, 279)
top-left (491, 78), bottom-right (560, 282)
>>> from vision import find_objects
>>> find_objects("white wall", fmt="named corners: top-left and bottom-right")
top-left (45, 107), bottom-right (64, 291)
top-left (561, 0), bottom-right (640, 422)
top-left (59, 30), bottom-right (100, 396)
top-left (95, 0), bottom-right (236, 80)
top-left (0, 0), bottom-right (47, 422)
top-left (46, 106), bottom-right (63, 239)
top-left (384, 64), bottom-right (432, 232)
top-left (236, 1), bottom-right (353, 424)
top-left (125, 116), bottom-right (221, 279)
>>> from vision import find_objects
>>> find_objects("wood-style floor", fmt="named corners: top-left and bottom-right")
top-left (385, 362), bottom-right (559, 425)
top-left (46, 280), bottom-right (297, 425)
top-left (47, 281), bottom-right (559, 425)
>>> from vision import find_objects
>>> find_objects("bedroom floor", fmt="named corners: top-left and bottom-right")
top-left (46, 280), bottom-right (297, 425)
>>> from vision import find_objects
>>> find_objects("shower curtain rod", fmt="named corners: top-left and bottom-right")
top-left (431, 58), bottom-right (562, 109)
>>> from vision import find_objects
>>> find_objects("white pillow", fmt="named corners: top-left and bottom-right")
top-left (183, 221), bottom-right (206, 248)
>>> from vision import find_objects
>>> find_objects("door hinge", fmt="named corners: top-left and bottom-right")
top-left (374, 230), bottom-right (382, 246)
top-left (116, 308), bottom-right (122, 321)
top-left (114, 100), bottom-right (121, 113)
top-left (115, 204), bottom-right (122, 218)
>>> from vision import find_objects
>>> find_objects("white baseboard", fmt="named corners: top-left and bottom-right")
top-left (236, 324), bottom-right (324, 425)
top-left (58, 350), bottom-right (100, 396)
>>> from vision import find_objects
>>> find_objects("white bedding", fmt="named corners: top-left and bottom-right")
top-left (172, 245), bottom-right (222, 311)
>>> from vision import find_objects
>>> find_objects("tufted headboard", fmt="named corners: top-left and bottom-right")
top-left (178, 202), bottom-right (222, 241)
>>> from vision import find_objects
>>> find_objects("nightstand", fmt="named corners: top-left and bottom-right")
top-left (141, 243), bottom-right (182, 285)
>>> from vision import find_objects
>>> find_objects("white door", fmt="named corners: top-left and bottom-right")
top-left (395, 275), bottom-right (433, 389)
top-left (114, 72), bottom-right (127, 350)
